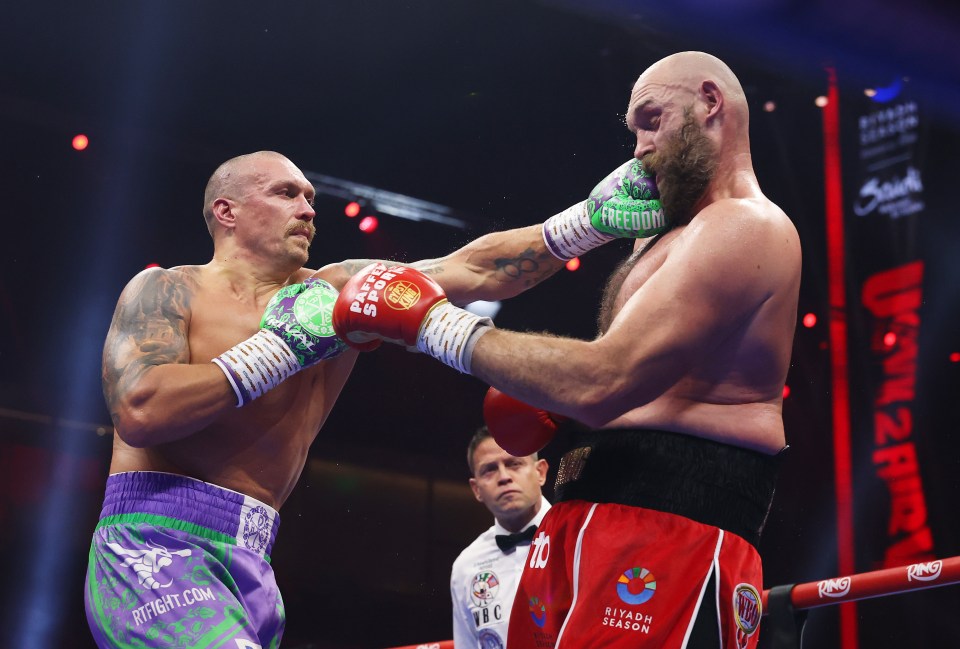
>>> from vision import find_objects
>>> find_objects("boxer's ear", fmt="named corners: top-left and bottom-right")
top-left (701, 80), bottom-right (724, 125)
top-left (212, 197), bottom-right (237, 231)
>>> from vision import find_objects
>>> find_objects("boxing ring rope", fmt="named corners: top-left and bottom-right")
top-left (383, 557), bottom-right (960, 649)
top-left (761, 555), bottom-right (960, 611)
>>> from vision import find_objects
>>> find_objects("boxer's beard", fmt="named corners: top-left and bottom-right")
top-left (643, 108), bottom-right (718, 226)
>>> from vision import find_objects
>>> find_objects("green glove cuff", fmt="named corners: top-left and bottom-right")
top-left (588, 197), bottom-right (667, 238)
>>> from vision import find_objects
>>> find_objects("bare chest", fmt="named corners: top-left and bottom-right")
top-left (599, 234), bottom-right (675, 333)
top-left (186, 290), bottom-right (267, 363)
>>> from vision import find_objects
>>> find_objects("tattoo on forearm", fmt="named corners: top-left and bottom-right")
top-left (493, 248), bottom-right (561, 287)
top-left (102, 269), bottom-right (194, 423)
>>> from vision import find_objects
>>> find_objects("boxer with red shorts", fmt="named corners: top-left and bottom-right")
top-left (508, 429), bottom-right (780, 649)
top-left (333, 51), bottom-right (801, 649)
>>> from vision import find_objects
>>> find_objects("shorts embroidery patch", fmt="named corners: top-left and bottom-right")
top-left (733, 582), bottom-right (762, 648)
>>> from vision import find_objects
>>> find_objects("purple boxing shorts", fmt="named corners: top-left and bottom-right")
top-left (85, 472), bottom-right (284, 649)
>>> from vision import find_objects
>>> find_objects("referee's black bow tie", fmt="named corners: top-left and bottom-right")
top-left (496, 525), bottom-right (537, 553)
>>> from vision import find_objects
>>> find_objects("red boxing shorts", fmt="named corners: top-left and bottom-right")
top-left (507, 428), bottom-right (780, 649)
top-left (508, 500), bottom-right (763, 649)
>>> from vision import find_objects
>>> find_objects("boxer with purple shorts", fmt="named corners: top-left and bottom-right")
top-left (92, 152), bottom-right (359, 648)
top-left (88, 128), bottom-right (648, 649)
top-left (86, 473), bottom-right (283, 648)
top-left (94, 151), bottom-right (629, 648)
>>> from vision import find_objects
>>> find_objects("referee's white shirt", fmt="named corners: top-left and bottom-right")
top-left (450, 497), bottom-right (551, 649)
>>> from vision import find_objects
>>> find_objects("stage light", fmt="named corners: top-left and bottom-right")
top-left (783, 385), bottom-right (790, 399)
top-left (763, 101), bottom-right (776, 112)
top-left (815, 95), bottom-right (828, 108)
top-left (883, 332), bottom-right (897, 347)
top-left (950, 352), bottom-right (960, 363)
top-left (565, 258), bottom-right (580, 271)
top-left (802, 312), bottom-right (817, 328)
top-left (72, 134), bottom-right (89, 151)
top-left (867, 78), bottom-right (904, 103)
top-left (358, 216), bottom-right (378, 233)
top-left (344, 201), bottom-right (361, 217)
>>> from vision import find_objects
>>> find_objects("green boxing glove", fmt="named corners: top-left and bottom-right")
top-left (213, 278), bottom-right (348, 407)
top-left (542, 159), bottom-right (667, 260)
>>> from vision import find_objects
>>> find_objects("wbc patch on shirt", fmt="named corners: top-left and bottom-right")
top-left (471, 570), bottom-right (506, 629)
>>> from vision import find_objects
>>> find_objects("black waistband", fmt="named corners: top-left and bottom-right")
top-left (554, 428), bottom-right (782, 548)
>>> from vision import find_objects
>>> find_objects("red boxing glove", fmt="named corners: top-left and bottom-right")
top-left (483, 386), bottom-right (564, 456)
top-left (332, 262), bottom-right (448, 351)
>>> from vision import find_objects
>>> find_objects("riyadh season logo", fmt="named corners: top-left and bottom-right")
top-left (528, 596), bottom-right (547, 628)
top-left (616, 567), bottom-right (657, 605)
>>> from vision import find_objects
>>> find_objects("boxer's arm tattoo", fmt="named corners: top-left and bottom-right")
top-left (102, 270), bottom-right (193, 425)
top-left (492, 248), bottom-right (562, 288)
top-left (415, 248), bottom-right (561, 289)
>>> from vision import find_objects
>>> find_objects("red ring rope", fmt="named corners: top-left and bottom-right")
top-left (761, 556), bottom-right (960, 611)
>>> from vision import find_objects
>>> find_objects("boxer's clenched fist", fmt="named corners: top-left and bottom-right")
top-left (483, 386), bottom-right (564, 456)
top-left (332, 263), bottom-right (493, 374)
top-left (331, 263), bottom-right (446, 349)
top-left (542, 159), bottom-right (666, 260)
top-left (213, 278), bottom-right (348, 407)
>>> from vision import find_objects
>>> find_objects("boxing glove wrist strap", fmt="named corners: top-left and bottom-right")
top-left (541, 200), bottom-right (614, 261)
top-left (212, 329), bottom-right (302, 407)
top-left (416, 301), bottom-right (493, 374)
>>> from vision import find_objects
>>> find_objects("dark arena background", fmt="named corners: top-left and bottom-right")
top-left (2, 1), bottom-right (960, 648)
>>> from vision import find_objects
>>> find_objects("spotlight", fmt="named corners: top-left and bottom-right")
top-left (763, 101), bottom-right (776, 113)
top-left (344, 201), bottom-right (361, 218)
top-left (802, 313), bottom-right (817, 328)
top-left (358, 216), bottom-right (378, 233)
top-left (883, 332), bottom-right (897, 347)
top-left (867, 78), bottom-right (904, 103)
top-left (72, 134), bottom-right (89, 151)
top-left (949, 352), bottom-right (960, 363)
top-left (815, 96), bottom-right (828, 108)
top-left (782, 385), bottom-right (790, 399)
top-left (565, 258), bottom-right (580, 271)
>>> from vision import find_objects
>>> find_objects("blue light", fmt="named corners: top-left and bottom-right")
top-left (869, 78), bottom-right (903, 103)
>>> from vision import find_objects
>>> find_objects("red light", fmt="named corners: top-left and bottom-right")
top-left (344, 202), bottom-right (361, 217)
top-left (565, 258), bottom-right (580, 271)
top-left (72, 134), bottom-right (89, 151)
top-left (883, 332), bottom-right (897, 347)
top-left (145, 263), bottom-right (160, 269)
top-left (802, 313), bottom-right (817, 328)
top-left (782, 385), bottom-right (790, 399)
top-left (358, 216), bottom-right (378, 233)
top-left (950, 352), bottom-right (960, 363)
